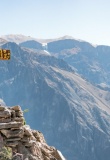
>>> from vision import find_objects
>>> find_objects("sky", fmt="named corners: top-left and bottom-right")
top-left (0, 0), bottom-right (110, 45)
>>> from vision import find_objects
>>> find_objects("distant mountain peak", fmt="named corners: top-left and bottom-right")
top-left (58, 35), bottom-right (81, 41)
top-left (1, 34), bottom-right (37, 44)
top-left (0, 34), bottom-right (97, 46)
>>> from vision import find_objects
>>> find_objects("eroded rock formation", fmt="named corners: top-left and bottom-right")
top-left (0, 105), bottom-right (65, 160)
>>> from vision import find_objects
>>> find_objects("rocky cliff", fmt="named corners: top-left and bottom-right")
top-left (0, 105), bottom-right (65, 160)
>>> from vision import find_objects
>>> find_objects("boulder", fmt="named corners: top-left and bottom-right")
top-left (23, 125), bottom-right (33, 137)
top-left (32, 130), bottom-right (46, 143)
top-left (29, 143), bottom-right (42, 157)
top-left (11, 106), bottom-right (21, 111)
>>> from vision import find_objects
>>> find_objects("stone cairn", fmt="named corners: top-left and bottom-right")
top-left (0, 105), bottom-right (64, 160)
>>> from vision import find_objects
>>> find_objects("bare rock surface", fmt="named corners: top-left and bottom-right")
top-left (0, 105), bottom-right (65, 160)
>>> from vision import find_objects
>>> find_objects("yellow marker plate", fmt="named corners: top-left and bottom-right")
top-left (0, 49), bottom-right (11, 60)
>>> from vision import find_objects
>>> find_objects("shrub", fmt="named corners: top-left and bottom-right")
top-left (0, 146), bottom-right (12, 160)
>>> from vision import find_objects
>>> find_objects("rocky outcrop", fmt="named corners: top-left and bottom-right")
top-left (0, 105), bottom-right (65, 160)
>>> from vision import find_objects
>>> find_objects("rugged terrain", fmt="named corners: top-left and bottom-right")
top-left (0, 105), bottom-right (65, 160)
top-left (0, 36), bottom-right (110, 160)
top-left (47, 39), bottom-right (110, 87)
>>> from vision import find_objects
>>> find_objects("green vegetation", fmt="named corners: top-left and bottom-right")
top-left (23, 108), bottom-right (29, 125)
top-left (23, 119), bottom-right (26, 125)
top-left (23, 109), bottom-right (29, 113)
top-left (0, 146), bottom-right (12, 160)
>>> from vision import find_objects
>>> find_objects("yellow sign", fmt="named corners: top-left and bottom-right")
top-left (0, 49), bottom-right (11, 60)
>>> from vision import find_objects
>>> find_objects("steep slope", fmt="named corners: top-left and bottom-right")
top-left (47, 39), bottom-right (110, 87)
top-left (0, 42), bottom-right (110, 160)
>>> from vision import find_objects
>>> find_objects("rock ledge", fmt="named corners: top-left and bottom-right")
top-left (0, 105), bottom-right (65, 160)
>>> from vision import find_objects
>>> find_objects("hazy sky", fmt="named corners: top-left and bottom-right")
top-left (0, 0), bottom-right (110, 45)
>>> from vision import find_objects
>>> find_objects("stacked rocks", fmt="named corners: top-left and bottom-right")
top-left (0, 105), bottom-right (64, 160)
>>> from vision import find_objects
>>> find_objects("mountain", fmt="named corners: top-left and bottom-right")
top-left (1, 34), bottom-right (37, 44)
top-left (1, 34), bottom-right (53, 44)
top-left (0, 42), bottom-right (110, 160)
top-left (47, 39), bottom-right (110, 87)
top-left (0, 41), bottom-right (110, 160)
top-left (17, 37), bottom-right (110, 87)
top-left (47, 39), bottom-right (94, 53)
top-left (1, 34), bottom-right (83, 44)
top-left (19, 40), bottom-right (43, 50)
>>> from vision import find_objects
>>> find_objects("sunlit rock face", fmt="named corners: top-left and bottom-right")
top-left (0, 105), bottom-right (65, 160)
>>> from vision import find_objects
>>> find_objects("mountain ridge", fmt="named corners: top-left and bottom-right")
top-left (1, 34), bottom-right (98, 46)
top-left (0, 39), bottom-right (110, 160)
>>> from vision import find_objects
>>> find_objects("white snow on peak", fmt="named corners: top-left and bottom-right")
top-left (1, 34), bottom-right (37, 44)
top-left (59, 35), bottom-right (85, 42)
top-left (0, 34), bottom-right (97, 47)
top-left (1, 34), bottom-right (48, 44)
